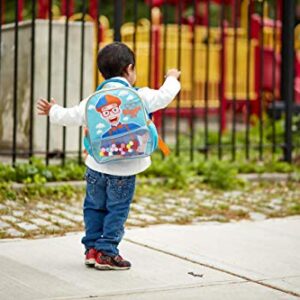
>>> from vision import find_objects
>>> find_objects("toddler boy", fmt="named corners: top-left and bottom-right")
top-left (37, 42), bottom-right (180, 270)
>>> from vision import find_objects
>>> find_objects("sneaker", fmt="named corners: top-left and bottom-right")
top-left (85, 248), bottom-right (97, 266)
top-left (94, 252), bottom-right (131, 270)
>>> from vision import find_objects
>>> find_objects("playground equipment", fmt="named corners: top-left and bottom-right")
top-left (1, 0), bottom-right (298, 130)
top-left (106, 2), bottom-right (286, 130)
top-left (138, 0), bottom-right (298, 130)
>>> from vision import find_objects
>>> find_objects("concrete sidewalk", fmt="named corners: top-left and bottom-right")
top-left (0, 217), bottom-right (299, 300)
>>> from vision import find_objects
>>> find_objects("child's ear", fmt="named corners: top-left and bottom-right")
top-left (128, 64), bottom-right (135, 71)
top-left (123, 64), bottom-right (133, 77)
top-left (123, 65), bottom-right (130, 76)
top-left (125, 64), bottom-right (135, 74)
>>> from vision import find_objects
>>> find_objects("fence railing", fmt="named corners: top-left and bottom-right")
top-left (0, 0), bottom-right (299, 166)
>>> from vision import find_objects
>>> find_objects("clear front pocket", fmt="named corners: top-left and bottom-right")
top-left (91, 127), bottom-right (154, 163)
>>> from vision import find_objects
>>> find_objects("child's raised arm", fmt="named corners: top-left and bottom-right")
top-left (138, 68), bottom-right (181, 113)
top-left (36, 97), bottom-right (87, 127)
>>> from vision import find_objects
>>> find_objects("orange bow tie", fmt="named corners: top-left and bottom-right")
top-left (111, 124), bottom-right (123, 131)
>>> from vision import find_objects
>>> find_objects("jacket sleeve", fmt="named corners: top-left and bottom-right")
top-left (49, 98), bottom-right (88, 126)
top-left (137, 76), bottom-right (181, 113)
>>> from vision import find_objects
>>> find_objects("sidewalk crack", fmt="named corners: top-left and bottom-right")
top-left (125, 238), bottom-right (300, 298)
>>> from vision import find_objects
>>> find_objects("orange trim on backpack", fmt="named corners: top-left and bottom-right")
top-left (158, 136), bottom-right (171, 156)
top-left (147, 119), bottom-right (170, 156)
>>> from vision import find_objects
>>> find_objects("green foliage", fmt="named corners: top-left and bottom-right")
top-left (144, 153), bottom-right (196, 189)
top-left (0, 153), bottom-right (299, 192)
top-left (196, 160), bottom-right (244, 190)
top-left (0, 181), bottom-right (83, 205)
top-left (145, 154), bottom-right (247, 190)
top-left (0, 182), bottom-right (16, 202)
top-left (0, 119), bottom-right (299, 193)
top-left (0, 158), bottom-right (85, 184)
top-left (0, 164), bottom-right (16, 182)
top-left (177, 115), bottom-right (300, 161)
top-left (20, 183), bottom-right (78, 200)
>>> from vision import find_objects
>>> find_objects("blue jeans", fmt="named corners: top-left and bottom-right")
top-left (81, 167), bottom-right (136, 256)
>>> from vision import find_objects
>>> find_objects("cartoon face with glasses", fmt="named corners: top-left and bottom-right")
top-left (96, 94), bottom-right (140, 138)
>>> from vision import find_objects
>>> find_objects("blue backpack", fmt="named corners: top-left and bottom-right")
top-left (83, 79), bottom-right (158, 164)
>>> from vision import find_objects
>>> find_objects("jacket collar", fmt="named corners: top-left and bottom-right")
top-left (100, 77), bottom-right (132, 89)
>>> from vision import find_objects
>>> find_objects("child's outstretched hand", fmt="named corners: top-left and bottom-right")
top-left (165, 69), bottom-right (181, 80)
top-left (37, 98), bottom-right (56, 116)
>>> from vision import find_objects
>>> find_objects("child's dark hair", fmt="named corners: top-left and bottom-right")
top-left (97, 42), bottom-right (135, 79)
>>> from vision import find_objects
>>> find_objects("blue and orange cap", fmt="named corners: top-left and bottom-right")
top-left (96, 94), bottom-right (121, 112)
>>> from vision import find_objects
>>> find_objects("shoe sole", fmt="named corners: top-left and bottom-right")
top-left (85, 259), bottom-right (96, 266)
top-left (94, 263), bottom-right (130, 270)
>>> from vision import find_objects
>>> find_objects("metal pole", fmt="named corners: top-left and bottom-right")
top-left (218, 0), bottom-right (225, 160)
top-left (29, 0), bottom-right (36, 159)
top-left (258, 0), bottom-right (265, 161)
top-left (204, 0), bottom-right (210, 160)
top-left (271, 0), bottom-right (278, 156)
top-left (175, 0), bottom-right (182, 156)
top-left (133, 0), bottom-right (138, 54)
top-left (95, 0), bottom-right (101, 87)
top-left (12, 0), bottom-right (19, 166)
top-left (148, 0), bottom-right (153, 86)
top-left (245, 0), bottom-right (252, 160)
top-left (114, 0), bottom-right (122, 41)
top-left (231, 0), bottom-right (238, 162)
top-left (62, 0), bottom-right (70, 166)
top-left (161, 0), bottom-right (168, 158)
top-left (78, 0), bottom-right (87, 164)
top-left (190, 0), bottom-right (196, 161)
top-left (45, 0), bottom-right (53, 165)
top-left (281, 0), bottom-right (295, 163)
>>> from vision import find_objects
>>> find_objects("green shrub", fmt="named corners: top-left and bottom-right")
top-left (144, 153), bottom-right (196, 189)
top-left (200, 160), bottom-right (244, 190)
top-left (0, 158), bottom-right (86, 184)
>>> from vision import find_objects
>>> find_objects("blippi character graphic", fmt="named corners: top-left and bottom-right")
top-left (95, 94), bottom-right (140, 138)
top-left (95, 94), bottom-right (148, 157)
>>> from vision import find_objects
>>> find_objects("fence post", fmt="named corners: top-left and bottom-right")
top-left (281, 0), bottom-right (295, 163)
top-left (114, 0), bottom-right (122, 42)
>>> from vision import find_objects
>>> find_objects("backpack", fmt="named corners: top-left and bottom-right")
top-left (83, 79), bottom-right (159, 164)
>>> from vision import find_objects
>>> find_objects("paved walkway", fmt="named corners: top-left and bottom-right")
top-left (0, 217), bottom-right (300, 300)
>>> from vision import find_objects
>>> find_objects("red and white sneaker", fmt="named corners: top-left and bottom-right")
top-left (94, 252), bottom-right (131, 270)
top-left (85, 248), bottom-right (97, 266)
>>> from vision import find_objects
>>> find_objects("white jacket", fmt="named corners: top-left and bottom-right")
top-left (49, 76), bottom-right (181, 176)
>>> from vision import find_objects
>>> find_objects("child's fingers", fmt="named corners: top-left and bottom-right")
top-left (37, 99), bottom-right (51, 107)
top-left (50, 98), bottom-right (57, 104)
top-left (36, 105), bottom-right (47, 112)
top-left (36, 103), bottom-right (48, 111)
top-left (38, 98), bottom-right (50, 105)
top-left (36, 98), bottom-right (53, 116)
top-left (36, 102), bottom-right (49, 112)
top-left (37, 111), bottom-right (47, 115)
top-left (36, 103), bottom-right (47, 110)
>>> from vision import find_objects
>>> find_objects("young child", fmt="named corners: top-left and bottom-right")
top-left (37, 42), bottom-right (181, 270)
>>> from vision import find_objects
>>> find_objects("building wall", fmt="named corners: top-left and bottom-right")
top-left (0, 19), bottom-right (95, 155)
